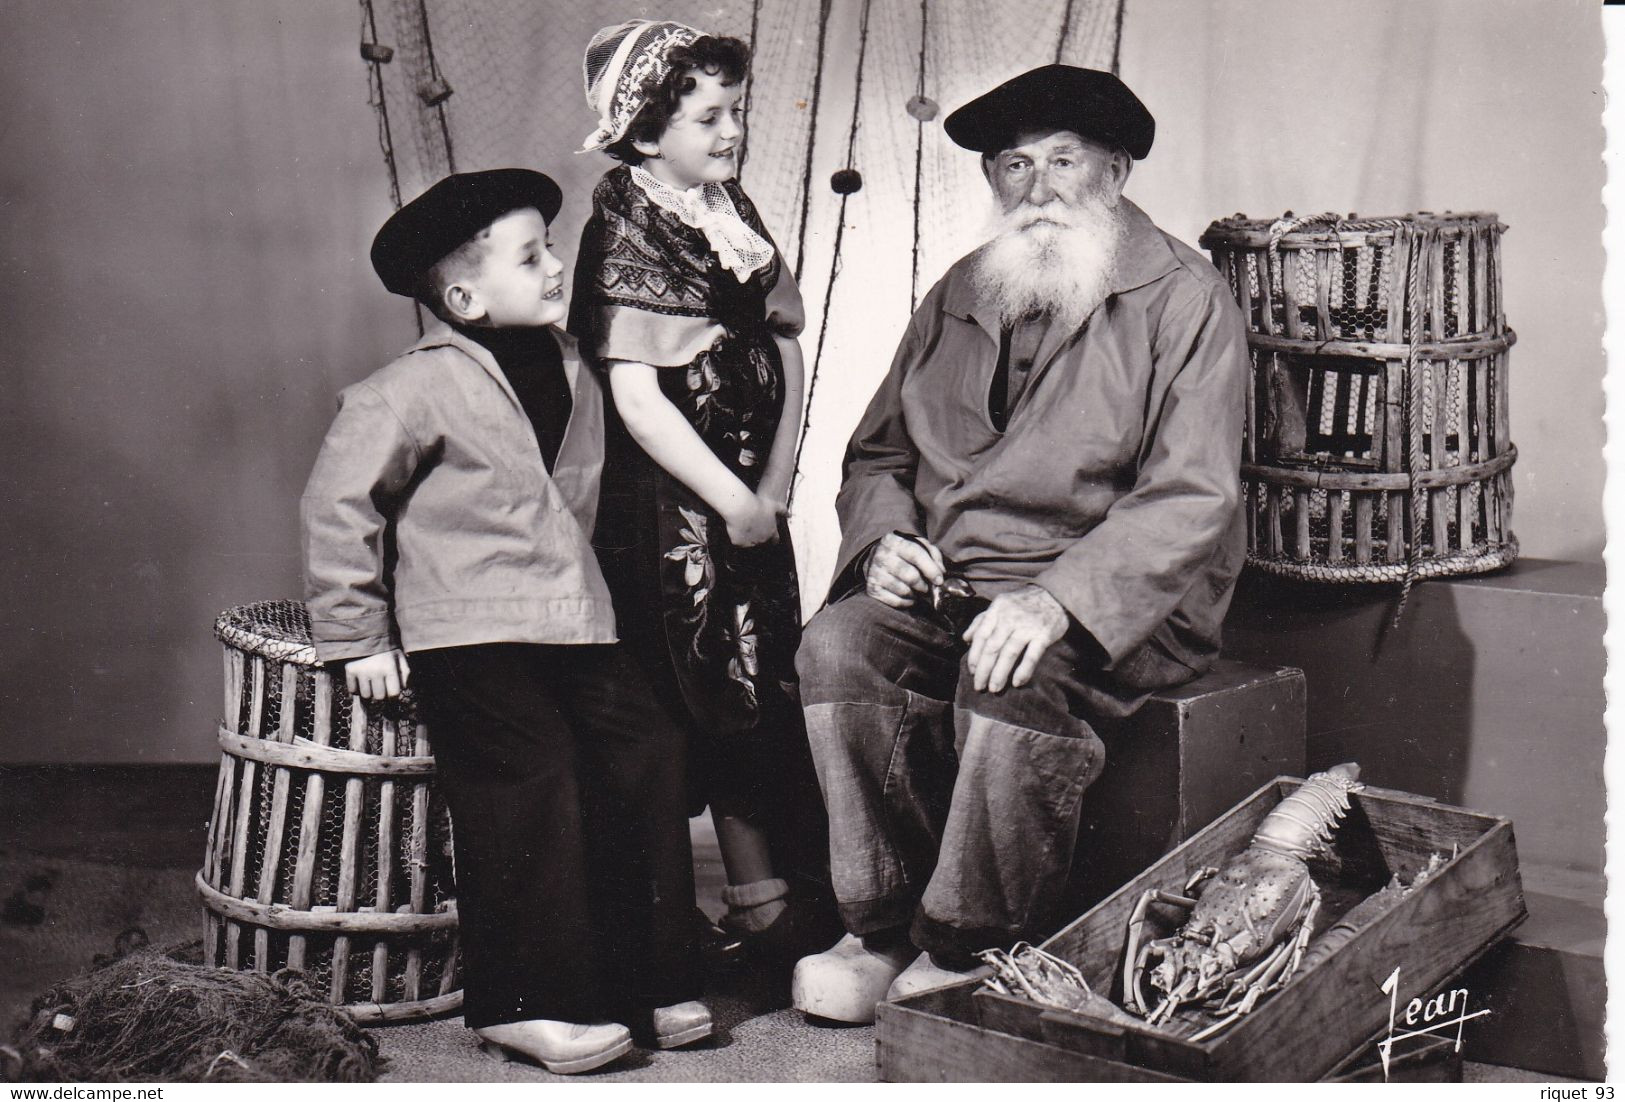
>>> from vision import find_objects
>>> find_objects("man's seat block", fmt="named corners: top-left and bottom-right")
top-left (1067, 659), bottom-right (1307, 912)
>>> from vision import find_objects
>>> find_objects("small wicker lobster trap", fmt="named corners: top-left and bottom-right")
top-left (200, 600), bottom-right (462, 1022)
top-left (1199, 211), bottom-right (1517, 583)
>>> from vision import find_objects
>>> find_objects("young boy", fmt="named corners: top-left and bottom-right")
top-left (301, 169), bottom-right (707, 1073)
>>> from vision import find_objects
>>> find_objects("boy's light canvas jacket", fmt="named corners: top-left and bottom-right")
top-left (301, 323), bottom-right (616, 662)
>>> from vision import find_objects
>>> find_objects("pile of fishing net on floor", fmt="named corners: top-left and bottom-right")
top-left (4, 940), bottom-right (379, 1083)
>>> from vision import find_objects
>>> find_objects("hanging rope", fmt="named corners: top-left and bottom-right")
top-left (360, 0), bottom-right (403, 211)
top-left (1110, 0), bottom-right (1126, 75)
top-left (737, 0), bottom-right (764, 187)
top-left (788, 0), bottom-right (875, 510)
top-left (1054, 0), bottom-right (1077, 63)
top-left (1394, 221), bottom-right (1436, 625)
top-left (791, 0), bottom-right (836, 283)
top-left (909, 0), bottom-right (930, 311)
top-left (359, 0), bottom-right (422, 334)
top-left (415, 0), bottom-right (456, 173)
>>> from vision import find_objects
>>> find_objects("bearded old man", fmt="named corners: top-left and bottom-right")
top-left (789, 65), bottom-right (1250, 1023)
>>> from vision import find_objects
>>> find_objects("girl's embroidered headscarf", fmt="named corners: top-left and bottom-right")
top-left (580, 19), bottom-right (704, 154)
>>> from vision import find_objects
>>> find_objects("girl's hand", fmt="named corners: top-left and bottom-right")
top-left (726, 493), bottom-right (782, 547)
top-left (344, 649), bottom-right (411, 701)
top-left (757, 474), bottom-right (791, 515)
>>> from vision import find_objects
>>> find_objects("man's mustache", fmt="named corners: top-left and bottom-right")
top-left (1003, 202), bottom-right (1094, 233)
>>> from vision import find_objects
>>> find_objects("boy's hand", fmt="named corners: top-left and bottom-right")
top-left (344, 650), bottom-right (411, 701)
top-left (725, 493), bottom-right (783, 548)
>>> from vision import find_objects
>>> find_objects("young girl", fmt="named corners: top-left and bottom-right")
top-left (570, 20), bottom-right (833, 963)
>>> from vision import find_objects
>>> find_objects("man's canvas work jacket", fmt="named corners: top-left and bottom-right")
top-left (301, 323), bottom-right (617, 662)
top-left (834, 200), bottom-right (1250, 686)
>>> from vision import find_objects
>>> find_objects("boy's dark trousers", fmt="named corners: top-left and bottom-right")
top-left (410, 642), bottom-right (701, 1027)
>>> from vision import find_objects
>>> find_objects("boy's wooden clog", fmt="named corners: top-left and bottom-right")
top-left (475, 1020), bottom-right (633, 1075)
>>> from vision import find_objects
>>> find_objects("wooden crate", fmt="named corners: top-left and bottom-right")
top-left (879, 985), bottom-right (1463, 1083)
top-left (877, 776), bottom-right (1523, 1082)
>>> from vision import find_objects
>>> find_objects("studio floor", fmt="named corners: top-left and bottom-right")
top-left (0, 765), bottom-right (1577, 1083)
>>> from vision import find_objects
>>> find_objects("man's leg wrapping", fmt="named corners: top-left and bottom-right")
top-left (912, 643), bottom-right (1108, 967)
top-left (796, 595), bottom-right (960, 935)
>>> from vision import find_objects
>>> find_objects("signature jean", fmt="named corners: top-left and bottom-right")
top-left (797, 594), bottom-right (1149, 967)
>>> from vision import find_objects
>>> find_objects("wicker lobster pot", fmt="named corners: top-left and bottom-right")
top-left (200, 600), bottom-right (462, 1022)
top-left (1199, 211), bottom-right (1517, 582)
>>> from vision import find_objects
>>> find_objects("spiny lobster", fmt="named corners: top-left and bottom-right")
top-left (1122, 763), bottom-right (1363, 1042)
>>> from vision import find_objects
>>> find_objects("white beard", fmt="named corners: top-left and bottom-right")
top-left (971, 188), bottom-right (1127, 330)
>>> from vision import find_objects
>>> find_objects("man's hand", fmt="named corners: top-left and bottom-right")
top-left (963, 585), bottom-right (1069, 693)
top-left (864, 532), bottom-right (946, 608)
top-left (345, 649), bottom-right (411, 701)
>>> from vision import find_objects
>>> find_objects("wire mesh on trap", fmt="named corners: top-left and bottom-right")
top-left (1200, 212), bottom-right (1518, 584)
top-left (202, 601), bottom-right (461, 1023)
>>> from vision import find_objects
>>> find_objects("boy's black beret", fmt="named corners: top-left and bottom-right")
top-left (370, 168), bottom-right (563, 297)
top-left (944, 64), bottom-right (1154, 160)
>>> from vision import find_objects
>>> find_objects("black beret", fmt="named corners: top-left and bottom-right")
top-left (943, 64), bottom-right (1154, 160)
top-left (370, 168), bottom-right (563, 297)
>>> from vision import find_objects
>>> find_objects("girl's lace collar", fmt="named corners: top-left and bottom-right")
top-left (629, 166), bottom-right (774, 282)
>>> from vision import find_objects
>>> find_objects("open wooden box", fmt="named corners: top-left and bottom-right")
top-left (877, 776), bottom-right (1525, 1082)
